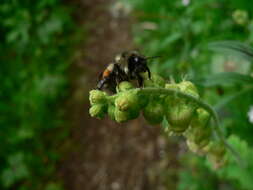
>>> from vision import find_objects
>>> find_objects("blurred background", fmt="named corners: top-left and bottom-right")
top-left (1, 0), bottom-right (253, 190)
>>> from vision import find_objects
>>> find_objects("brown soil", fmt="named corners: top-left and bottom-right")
top-left (59, 0), bottom-right (180, 189)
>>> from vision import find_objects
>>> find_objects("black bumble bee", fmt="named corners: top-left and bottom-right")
top-left (97, 51), bottom-right (160, 92)
top-left (114, 50), bottom-right (152, 87)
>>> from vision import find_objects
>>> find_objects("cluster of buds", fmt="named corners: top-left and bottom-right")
top-left (89, 73), bottom-right (227, 168)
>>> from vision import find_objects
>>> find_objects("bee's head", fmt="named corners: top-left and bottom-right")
top-left (115, 51), bottom-right (145, 65)
top-left (128, 51), bottom-right (146, 65)
top-left (114, 51), bottom-right (131, 64)
top-left (114, 53), bottom-right (123, 64)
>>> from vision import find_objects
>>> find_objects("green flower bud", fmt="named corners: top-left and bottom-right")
top-left (114, 108), bottom-right (139, 123)
top-left (232, 9), bottom-right (248, 25)
top-left (117, 81), bottom-right (134, 92)
top-left (143, 101), bottom-right (164, 125)
top-left (187, 139), bottom-right (211, 154)
top-left (189, 128), bottom-right (211, 148)
top-left (184, 108), bottom-right (211, 147)
top-left (206, 143), bottom-right (227, 169)
top-left (115, 90), bottom-right (139, 112)
top-left (89, 90), bottom-right (107, 105)
top-left (179, 81), bottom-right (199, 98)
top-left (165, 81), bottom-right (198, 133)
top-left (89, 104), bottom-right (107, 119)
top-left (151, 74), bottom-right (166, 87)
top-left (166, 102), bottom-right (196, 133)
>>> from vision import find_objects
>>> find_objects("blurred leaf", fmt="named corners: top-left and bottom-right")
top-left (1, 168), bottom-right (15, 188)
top-left (1, 153), bottom-right (30, 187)
top-left (214, 87), bottom-right (253, 111)
top-left (159, 33), bottom-right (182, 49)
top-left (208, 41), bottom-right (253, 62)
top-left (38, 15), bottom-right (63, 44)
top-left (195, 72), bottom-right (253, 87)
top-left (0, 0), bottom-right (76, 189)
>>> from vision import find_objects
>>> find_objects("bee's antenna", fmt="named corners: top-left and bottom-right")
top-left (145, 55), bottom-right (162, 59)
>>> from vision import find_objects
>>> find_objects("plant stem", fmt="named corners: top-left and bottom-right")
top-left (136, 87), bottom-right (244, 167)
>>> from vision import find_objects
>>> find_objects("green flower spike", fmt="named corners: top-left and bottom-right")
top-left (88, 73), bottom-right (243, 167)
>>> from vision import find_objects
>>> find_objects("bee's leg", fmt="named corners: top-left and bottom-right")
top-left (97, 78), bottom-right (107, 90)
top-left (109, 82), bottom-right (117, 93)
top-left (115, 77), bottom-right (121, 86)
top-left (146, 66), bottom-right (151, 79)
top-left (115, 72), bottom-right (123, 86)
top-left (114, 64), bottom-right (123, 82)
top-left (135, 72), bottom-right (144, 87)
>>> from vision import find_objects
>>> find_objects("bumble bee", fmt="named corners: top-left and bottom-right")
top-left (115, 50), bottom-right (160, 86)
top-left (97, 51), bottom-right (160, 92)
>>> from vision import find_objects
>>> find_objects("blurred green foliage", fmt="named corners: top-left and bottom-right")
top-left (0, 0), bottom-right (77, 189)
top-left (123, 0), bottom-right (253, 189)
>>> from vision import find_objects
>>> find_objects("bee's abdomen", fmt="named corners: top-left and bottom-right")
top-left (102, 69), bottom-right (111, 78)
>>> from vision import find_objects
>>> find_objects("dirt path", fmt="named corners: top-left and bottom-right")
top-left (59, 0), bottom-right (179, 189)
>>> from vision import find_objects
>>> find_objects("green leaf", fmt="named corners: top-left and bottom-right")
top-left (208, 41), bottom-right (253, 62)
top-left (195, 72), bottom-right (253, 87)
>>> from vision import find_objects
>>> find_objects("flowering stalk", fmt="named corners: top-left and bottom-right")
top-left (89, 76), bottom-right (243, 168)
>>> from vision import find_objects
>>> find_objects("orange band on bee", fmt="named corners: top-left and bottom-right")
top-left (102, 69), bottom-right (111, 78)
